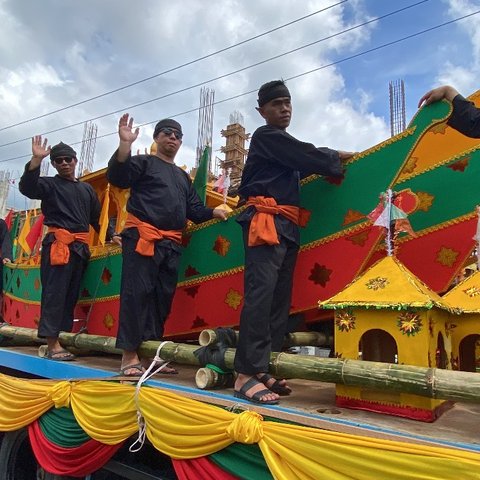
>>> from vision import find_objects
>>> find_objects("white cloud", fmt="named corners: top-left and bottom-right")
top-left (0, 0), bottom-right (478, 210)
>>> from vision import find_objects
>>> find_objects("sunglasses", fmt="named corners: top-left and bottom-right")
top-left (53, 156), bottom-right (74, 165)
top-left (159, 127), bottom-right (183, 140)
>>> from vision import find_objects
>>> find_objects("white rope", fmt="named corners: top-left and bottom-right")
top-left (128, 341), bottom-right (174, 453)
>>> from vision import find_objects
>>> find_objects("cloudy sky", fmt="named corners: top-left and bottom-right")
top-left (1, 0), bottom-right (479, 208)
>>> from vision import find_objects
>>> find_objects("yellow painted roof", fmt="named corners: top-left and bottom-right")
top-left (442, 270), bottom-right (480, 313)
top-left (319, 256), bottom-right (454, 311)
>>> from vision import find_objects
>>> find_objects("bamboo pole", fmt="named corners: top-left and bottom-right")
top-left (195, 367), bottom-right (236, 389)
top-left (1, 325), bottom-right (479, 403)
top-left (283, 332), bottom-right (332, 348)
top-left (198, 328), bottom-right (332, 348)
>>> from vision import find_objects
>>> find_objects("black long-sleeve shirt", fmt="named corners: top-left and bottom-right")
top-left (237, 125), bottom-right (343, 244)
top-left (0, 219), bottom-right (12, 260)
top-left (19, 163), bottom-right (101, 258)
top-left (447, 95), bottom-right (480, 138)
top-left (107, 151), bottom-right (213, 232)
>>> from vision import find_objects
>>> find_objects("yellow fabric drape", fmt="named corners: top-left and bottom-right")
top-left (98, 184), bottom-right (110, 246)
top-left (17, 210), bottom-right (32, 255)
top-left (0, 373), bottom-right (479, 480)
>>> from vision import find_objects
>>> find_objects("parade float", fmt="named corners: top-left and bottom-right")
top-left (0, 97), bottom-right (479, 478)
top-left (1, 99), bottom-right (461, 338)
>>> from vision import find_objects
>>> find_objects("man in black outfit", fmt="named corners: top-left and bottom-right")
top-left (419, 85), bottom-right (480, 137)
top-left (0, 217), bottom-right (12, 320)
top-left (233, 80), bottom-right (355, 405)
top-left (19, 137), bottom-right (102, 361)
top-left (107, 114), bottom-right (227, 377)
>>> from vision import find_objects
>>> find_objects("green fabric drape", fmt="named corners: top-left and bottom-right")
top-left (39, 407), bottom-right (90, 447)
top-left (211, 442), bottom-right (273, 480)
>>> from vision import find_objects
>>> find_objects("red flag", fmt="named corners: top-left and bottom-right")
top-left (25, 214), bottom-right (44, 252)
top-left (4, 209), bottom-right (13, 230)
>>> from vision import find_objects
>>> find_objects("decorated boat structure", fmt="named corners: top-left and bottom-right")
top-left (0, 98), bottom-right (480, 478)
top-left (2, 99), bottom-right (461, 339)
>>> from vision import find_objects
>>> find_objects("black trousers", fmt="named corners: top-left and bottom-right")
top-left (38, 244), bottom-right (87, 338)
top-left (116, 235), bottom-right (180, 351)
top-left (234, 230), bottom-right (299, 375)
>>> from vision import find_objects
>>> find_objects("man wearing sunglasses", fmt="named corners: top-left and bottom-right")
top-left (19, 137), bottom-right (103, 361)
top-left (107, 114), bottom-right (228, 377)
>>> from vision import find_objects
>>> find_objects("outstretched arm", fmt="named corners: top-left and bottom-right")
top-left (418, 85), bottom-right (459, 108)
top-left (419, 85), bottom-right (480, 138)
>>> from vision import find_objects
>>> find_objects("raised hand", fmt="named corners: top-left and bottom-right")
top-left (418, 85), bottom-right (459, 108)
top-left (31, 136), bottom-right (51, 160)
top-left (118, 113), bottom-right (140, 145)
top-left (338, 150), bottom-right (357, 161)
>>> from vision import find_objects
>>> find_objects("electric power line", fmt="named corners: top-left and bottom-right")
top-left (0, 0), bottom-right (430, 150)
top-left (0, 7), bottom-right (477, 165)
top-left (0, 0), bottom-right (349, 133)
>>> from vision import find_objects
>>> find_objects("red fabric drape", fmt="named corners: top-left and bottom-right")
top-left (28, 421), bottom-right (124, 477)
top-left (4, 209), bottom-right (13, 230)
top-left (173, 456), bottom-right (239, 480)
top-left (26, 213), bottom-right (44, 251)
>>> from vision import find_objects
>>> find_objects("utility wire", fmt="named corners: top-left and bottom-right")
top-left (0, 0), bottom-right (348, 132)
top-left (0, 0), bottom-right (430, 150)
top-left (1, 7), bottom-right (477, 165)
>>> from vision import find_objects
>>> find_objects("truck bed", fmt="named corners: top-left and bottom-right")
top-left (0, 345), bottom-right (478, 454)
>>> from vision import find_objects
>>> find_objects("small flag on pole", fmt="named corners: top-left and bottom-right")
top-left (193, 146), bottom-right (210, 204)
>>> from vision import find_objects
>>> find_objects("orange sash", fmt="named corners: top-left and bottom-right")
top-left (125, 213), bottom-right (183, 256)
top-left (47, 227), bottom-right (89, 266)
top-left (246, 196), bottom-right (310, 247)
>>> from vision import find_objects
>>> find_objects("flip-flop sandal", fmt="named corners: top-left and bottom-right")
top-left (46, 349), bottom-right (76, 361)
top-left (258, 373), bottom-right (292, 396)
top-left (119, 363), bottom-right (145, 377)
top-left (157, 365), bottom-right (178, 374)
top-left (234, 377), bottom-right (279, 405)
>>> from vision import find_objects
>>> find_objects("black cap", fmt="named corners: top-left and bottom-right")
top-left (153, 119), bottom-right (183, 139)
top-left (50, 142), bottom-right (77, 161)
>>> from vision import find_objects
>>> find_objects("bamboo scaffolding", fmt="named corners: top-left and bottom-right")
top-left (0, 325), bottom-right (479, 403)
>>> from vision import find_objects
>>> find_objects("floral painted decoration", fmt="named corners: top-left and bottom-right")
top-left (397, 311), bottom-right (422, 336)
top-left (463, 286), bottom-right (480, 297)
top-left (365, 276), bottom-right (389, 291)
top-left (335, 310), bottom-right (356, 332)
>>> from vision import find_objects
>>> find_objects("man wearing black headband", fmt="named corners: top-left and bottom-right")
top-left (107, 114), bottom-right (228, 377)
top-left (233, 80), bottom-right (355, 405)
top-left (418, 85), bottom-right (480, 137)
top-left (19, 136), bottom-right (103, 361)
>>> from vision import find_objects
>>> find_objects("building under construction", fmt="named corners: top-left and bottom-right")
top-left (218, 111), bottom-right (250, 196)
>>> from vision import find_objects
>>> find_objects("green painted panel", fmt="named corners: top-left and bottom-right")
top-left (397, 148), bottom-right (480, 230)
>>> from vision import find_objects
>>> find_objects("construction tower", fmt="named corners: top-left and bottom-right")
top-left (219, 111), bottom-right (250, 195)
top-left (78, 121), bottom-right (98, 176)
top-left (389, 80), bottom-right (406, 137)
top-left (0, 171), bottom-right (10, 217)
top-left (195, 87), bottom-right (215, 171)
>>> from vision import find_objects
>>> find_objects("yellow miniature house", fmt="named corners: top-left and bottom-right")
top-left (319, 256), bottom-right (458, 422)
top-left (442, 271), bottom-right (480, 372)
